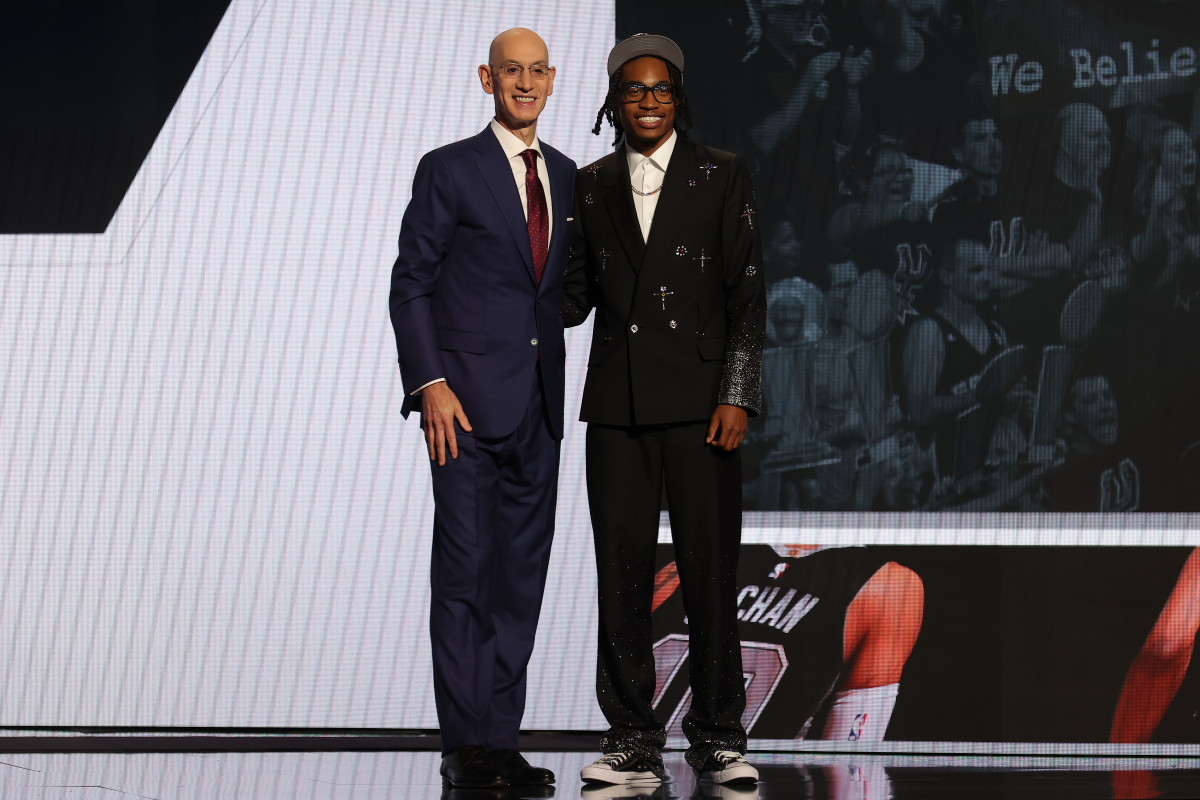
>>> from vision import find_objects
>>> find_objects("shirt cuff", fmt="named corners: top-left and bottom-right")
top-left (411, 377), bottom-right (446, 396)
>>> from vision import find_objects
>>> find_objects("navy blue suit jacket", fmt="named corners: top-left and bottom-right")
top-left (390, 127), bottom-right (575, 440)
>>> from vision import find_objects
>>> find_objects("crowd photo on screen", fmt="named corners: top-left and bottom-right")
top-left (624, 0), bottom-right (1200, 513)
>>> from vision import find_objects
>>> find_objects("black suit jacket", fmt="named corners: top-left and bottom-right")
top-left (563, 136), bottom-right (766, 426)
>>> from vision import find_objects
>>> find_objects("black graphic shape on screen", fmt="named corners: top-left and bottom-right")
top-left (0, 1), bottom-right (232, 233)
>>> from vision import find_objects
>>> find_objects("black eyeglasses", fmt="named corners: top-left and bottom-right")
top-left (620, 83), bottom-right (676, 103)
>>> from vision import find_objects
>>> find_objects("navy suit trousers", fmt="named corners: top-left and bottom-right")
top-left (428, 366), bottom-right (559, 752)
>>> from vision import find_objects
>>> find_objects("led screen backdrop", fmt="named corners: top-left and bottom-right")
top-left (0, 0), bottom-right (1198, 754)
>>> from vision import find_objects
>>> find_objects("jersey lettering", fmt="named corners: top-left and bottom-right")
top-left (894, 242), bottom-right (933, 282)
top-left (987, 215), bottom-right (1027, 258)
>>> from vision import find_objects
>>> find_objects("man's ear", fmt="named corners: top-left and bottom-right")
top-left (479, 64), bottom-right (495, 95)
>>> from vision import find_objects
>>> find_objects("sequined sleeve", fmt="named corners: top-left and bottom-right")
top-left (718, 154), bottom-right (766, 414)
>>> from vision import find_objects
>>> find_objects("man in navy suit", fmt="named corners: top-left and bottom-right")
top-left (389, 27), bottom-right (575, 789)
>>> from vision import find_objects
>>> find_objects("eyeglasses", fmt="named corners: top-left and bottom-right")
top-left (492, 62), bottom-right (553, 80)
top-left (620, 83), bottom-right (676, 103)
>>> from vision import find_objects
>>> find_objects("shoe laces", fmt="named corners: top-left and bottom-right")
top-left (712, 750), bottom-right (746, 766)
top-left (597, 752), bottom-right (634, 767)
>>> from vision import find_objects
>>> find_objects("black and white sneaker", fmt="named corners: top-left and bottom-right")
top-left (580, 751), bottom-right (665, 785)
top-left (695, 751), bottom-right (758, 784)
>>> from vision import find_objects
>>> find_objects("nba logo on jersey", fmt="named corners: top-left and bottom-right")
top-left (769, 562), bottom-right (789, 580)
top-left (848, 712), bottom-right (868, 741)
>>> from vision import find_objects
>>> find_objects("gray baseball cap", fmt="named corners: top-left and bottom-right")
top-left (607, 33), bottom-right (685, 77)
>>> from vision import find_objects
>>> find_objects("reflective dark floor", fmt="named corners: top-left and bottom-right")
top-left (449, 753), bottom-right (1200, 800)
top-left (3, 750), bottom-right (1198, 799)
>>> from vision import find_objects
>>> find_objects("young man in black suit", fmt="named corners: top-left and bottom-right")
top-left (563, 33), bottom-right (766, 787)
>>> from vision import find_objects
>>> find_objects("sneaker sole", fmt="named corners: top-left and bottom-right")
top-left (580, 767), bottom-right (663, 785)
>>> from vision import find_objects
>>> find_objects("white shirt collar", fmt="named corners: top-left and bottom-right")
top-left (490, 118), bottom-right (542, 161)
top-left (625, 129), bottom-right (677, 176)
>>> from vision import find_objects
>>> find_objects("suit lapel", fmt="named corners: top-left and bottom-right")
top-left (642, 140), bottom-right (698, 263)
top-left (471, 129), bottom-right (536, 282)
top-left (601, 152), bottom-right (646, 272)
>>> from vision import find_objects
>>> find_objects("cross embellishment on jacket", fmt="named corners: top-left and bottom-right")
top-left (600, 247), bottom-right (610, 270)
top-left (693, 248), bottom-right (712, 273)
top-left (741, 204), bottom-right (756, 229)
top-left (653, 285), bottom-right (675, 311)
top-left (699, 162), bottom-right (718, 180)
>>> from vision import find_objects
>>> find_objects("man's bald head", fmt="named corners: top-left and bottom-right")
top-left (489, 28), bottom-right (548, 66)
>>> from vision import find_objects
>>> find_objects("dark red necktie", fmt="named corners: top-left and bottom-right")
top-left (522, 149), bottom-right (548, 283)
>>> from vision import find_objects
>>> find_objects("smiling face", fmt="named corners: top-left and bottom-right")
top-left (618, 56), bottom-right (676, 156)
top-left (478, 29), bottom-right (554, 145)
top-left (769, 296), bottom-right (807, 344)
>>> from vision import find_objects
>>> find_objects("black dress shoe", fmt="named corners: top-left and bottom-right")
top-left (487, 749), bottom-right (556, 785)
top-left (441, 745), bottom-right (506, 788)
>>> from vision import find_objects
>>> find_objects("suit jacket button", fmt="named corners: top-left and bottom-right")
top-left (530, 337), bottom-right (539, 346)
top-left (630, 324), bottom-right (639, 333)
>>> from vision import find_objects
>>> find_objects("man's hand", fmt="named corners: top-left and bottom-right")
top-left (421, 382), bottom-right (472, 466)
top-left (706, 404), bottom-right (748, 451)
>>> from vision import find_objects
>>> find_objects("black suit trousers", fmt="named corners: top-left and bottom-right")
top-left (587, 421), bottom-right (748, 765)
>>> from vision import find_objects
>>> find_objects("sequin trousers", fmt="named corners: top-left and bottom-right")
top-left (587, 420), bottom-right (750, 771)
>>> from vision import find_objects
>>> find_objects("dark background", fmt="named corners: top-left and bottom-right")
top-left (0, 0), bottom-right (231, 233)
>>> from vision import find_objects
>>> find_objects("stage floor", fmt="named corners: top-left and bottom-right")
top-left (1, 749), bottom-right (1199, 799)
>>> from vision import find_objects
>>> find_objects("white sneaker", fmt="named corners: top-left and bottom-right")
top-left (695, 751), bottom-right (759, 784)
top-left (580, 751), bottom-right (665, 785)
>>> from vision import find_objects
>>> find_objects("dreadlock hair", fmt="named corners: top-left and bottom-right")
top-left (591, 58), bottom-right (693, 148)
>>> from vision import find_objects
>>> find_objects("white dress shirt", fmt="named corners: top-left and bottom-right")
top-left (626, 129), bottom-right (677, 242)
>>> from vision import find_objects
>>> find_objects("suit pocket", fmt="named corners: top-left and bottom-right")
top-left (697, 338), bottom-right (725, 361)
top-left (436, 328), bottom-right (487, 354)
